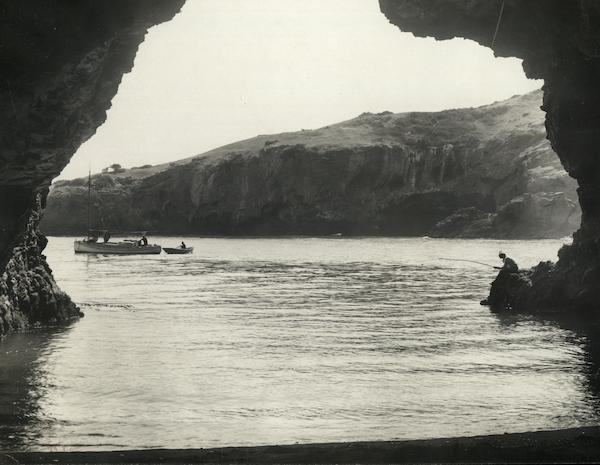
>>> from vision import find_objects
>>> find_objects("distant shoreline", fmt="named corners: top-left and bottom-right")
top-left (44, 233), bottom-right (573, 241)
top-left (7, 426), bottom-right (600, 463)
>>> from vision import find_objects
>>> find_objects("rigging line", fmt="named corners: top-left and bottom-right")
top-left (87, 169), bottom-right (92, 233)
top-left (491, 0), bottom-right (506, 49)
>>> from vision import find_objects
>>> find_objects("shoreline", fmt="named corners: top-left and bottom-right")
top-left (44, 233), bottom-right (573, 241)
top-left (5, 426), bottom-right (600, 464)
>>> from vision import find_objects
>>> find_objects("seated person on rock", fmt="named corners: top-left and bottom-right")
top-left (481, 252), bottom-right (519, 309)
top-left (495, 252), bottom-right (518, 275)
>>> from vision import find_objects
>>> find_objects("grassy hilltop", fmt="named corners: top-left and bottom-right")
top-left (42, 90), bottom-right (579, 238)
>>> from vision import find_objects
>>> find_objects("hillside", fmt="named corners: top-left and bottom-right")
top-left (41, 90), bottom-right (580, 238)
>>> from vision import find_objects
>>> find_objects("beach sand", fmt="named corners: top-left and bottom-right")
top-left (4, 426), bottom-right (600, 464)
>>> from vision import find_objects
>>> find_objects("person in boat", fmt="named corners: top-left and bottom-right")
top-left (180, 241), bottom-right (187, 249)
top-left (141, 235), bottom-right (148, 246)
top-left (103, 230), bottom-right (111, 243)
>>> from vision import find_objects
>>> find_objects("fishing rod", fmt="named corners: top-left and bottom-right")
top-left (439, 258), bottom-right (496, 268)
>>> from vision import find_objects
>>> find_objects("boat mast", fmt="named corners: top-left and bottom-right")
top-left (87, 169), bottom-right (91, 234)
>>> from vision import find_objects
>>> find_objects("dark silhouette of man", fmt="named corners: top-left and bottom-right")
top-left (481, 252), bottom-right (519, 309)
top-left (495, 252), bottom-right (518, 274)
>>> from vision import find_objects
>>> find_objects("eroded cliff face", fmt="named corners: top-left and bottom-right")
top-left (0, 1), bottom-right (185, 333)
top-left (379, 0), bottom-right (600, 311)
top-left (42, 91), bottom-right (579, 238)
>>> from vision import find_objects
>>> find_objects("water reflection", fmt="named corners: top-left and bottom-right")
top-left (546, 315), bottom-right (600, 416)
top-left (0, 326), bottom-right (72, 449)
top-left (491, 310), bottom-right (600, 417)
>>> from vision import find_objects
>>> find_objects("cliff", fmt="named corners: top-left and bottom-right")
top-left (42, 90), bottom-right (579, 238)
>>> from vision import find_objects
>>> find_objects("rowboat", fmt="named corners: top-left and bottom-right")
top-left (74, 239), bottom-right (162, 255)
top-left (163, 247), bottom-right (194, 255)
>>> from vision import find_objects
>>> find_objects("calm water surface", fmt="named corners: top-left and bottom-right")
top-left (1, 236), bottom-right (599, 451)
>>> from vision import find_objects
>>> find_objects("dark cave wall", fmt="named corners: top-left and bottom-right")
top-left (378, 0), bottom-right (598, 80)
top-left (0, 0), bottom-right (185, 333)
top-left (0, 0), bottom-right (185, 265)
top-left (380, 0), bottom-right (600, 310)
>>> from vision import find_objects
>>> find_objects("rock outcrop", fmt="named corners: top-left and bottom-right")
top-left (379, 0), bottom-right (600, 312)
top-left (0, 195), bottom-right (82, 334)
top-left (0, 1), bottom-right (185, 334)
top-left (42, 90), bottom-right (579, 238)
top-left (430, 192), bottom-right (580, 239)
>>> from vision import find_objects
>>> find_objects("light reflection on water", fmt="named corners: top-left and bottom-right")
top-left (1, 236), bottom-right (599, 451)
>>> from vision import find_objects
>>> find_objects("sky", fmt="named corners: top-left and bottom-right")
top-left (58, 0), bottom-right (542, 180)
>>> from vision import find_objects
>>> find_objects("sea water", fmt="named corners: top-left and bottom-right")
top-left (1, 236), bottom-right (599, 451)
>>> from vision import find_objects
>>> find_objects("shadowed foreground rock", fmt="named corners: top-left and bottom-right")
top-left (381, 0), bottom-right (600, 311)
top-left (0, 195), bottom-right (81, 333)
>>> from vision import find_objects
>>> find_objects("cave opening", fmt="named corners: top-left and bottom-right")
top-left (2, 0), bottom-right (600, 455)
top-left (2, 0), bottom-right (589, 338)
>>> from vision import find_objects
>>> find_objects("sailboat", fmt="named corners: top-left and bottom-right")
top-left (74, 236), bottom-right (162, 255)
top-left (73, 172), bottom-right (162, 255)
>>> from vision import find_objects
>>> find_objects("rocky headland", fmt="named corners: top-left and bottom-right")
top-left (42, 90), bottom-right (579, 239)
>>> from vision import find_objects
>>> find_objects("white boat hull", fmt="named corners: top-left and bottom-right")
top-left (74, 240), bottom-right (162, 255)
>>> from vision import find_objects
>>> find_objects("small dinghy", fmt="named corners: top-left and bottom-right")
top-left (163, 246), bottom-right (194, 255)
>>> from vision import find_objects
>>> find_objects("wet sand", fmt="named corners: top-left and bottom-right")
top-left (4, 426), bottom-right (600, 464)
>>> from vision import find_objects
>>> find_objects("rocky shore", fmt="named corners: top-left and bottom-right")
top-left (482, 237), bottom-right (600, 313)
top-left (5, 426), bottom-right (600, 464)
top-left (0, 195), bottom-right (82, 334)
top-left (42, 90), bottom-right (579, 239)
